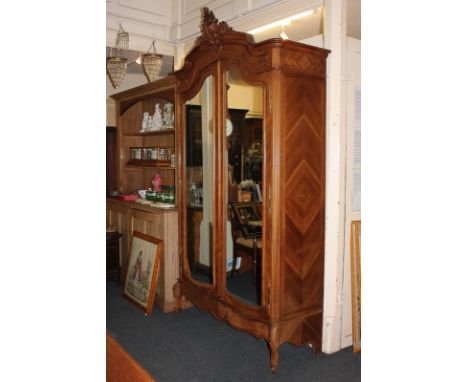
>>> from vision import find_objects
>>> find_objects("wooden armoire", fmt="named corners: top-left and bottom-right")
top-left (173, 8), bottom-right (329, 372)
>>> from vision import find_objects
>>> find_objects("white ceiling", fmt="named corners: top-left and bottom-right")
top-left (107, 1), bottom-right (360, 50)
top-left (252, 8), bottom-right (323, 42)
top-left (252, 2), bottom-right (360, 42)
top-left (106, 1), bottom-right (360, 92)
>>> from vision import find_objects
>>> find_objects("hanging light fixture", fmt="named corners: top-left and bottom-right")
top-left (116, 23), bottom-right (129, 50)
top-left (107, 48), bottom-right (128, 89)
top-left (107, 23), bottom-right (129, 89)
top-left (142, 40), bottom-right (163, 82)
top-left (136, 53), bottom-right (142, 65)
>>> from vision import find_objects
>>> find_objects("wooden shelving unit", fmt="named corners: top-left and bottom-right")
top-left (112, 76), bottom-right (178, 199)
top-left (107, 76), bottom-right (186, 314)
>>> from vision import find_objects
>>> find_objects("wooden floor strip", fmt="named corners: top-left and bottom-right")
top-left (107, 333), bottom-right (157, 382)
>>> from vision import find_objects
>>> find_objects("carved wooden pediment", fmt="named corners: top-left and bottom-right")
top-left (196, 7), bottom-right (232, 46)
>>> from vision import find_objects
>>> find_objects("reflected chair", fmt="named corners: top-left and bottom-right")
top-left (229, 202), bottom-right (262, 284)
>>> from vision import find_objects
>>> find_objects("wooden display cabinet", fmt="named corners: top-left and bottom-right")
top-left (106, 199), bottom-right (189, 313)
top-left (109, 76), bottom-right (190, 313)
top-left (114, 77), bottom-right (177, 197)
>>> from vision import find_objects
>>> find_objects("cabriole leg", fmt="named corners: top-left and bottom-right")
top-left (173, 282), bottom-right (182, 313)
top-left (268, 323), bottom-right (280, 373)
top-left (268, 340), bottom-right (279, 373)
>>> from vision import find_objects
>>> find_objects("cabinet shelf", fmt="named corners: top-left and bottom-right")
top-left (127, 159), bottom-right (174, 169)
top-left (126, 166), bottom-right (176, 171)
top-left (126, 128), bottom-right (175, 137)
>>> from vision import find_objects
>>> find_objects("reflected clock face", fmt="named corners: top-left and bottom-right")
top-left (226, 118), bottom-right (233, 137)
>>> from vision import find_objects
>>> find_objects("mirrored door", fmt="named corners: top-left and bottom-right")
top-left (224, 68), bottom-right (264, 305)
top-left (185, 75), bottom-right (214, 285)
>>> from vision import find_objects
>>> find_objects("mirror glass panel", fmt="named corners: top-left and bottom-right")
top-left (185, 75), bottom-right (214, 284)
top-left (225, 68), bottom-right (264, 305)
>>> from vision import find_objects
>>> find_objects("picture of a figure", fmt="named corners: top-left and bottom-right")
top-left (123, 232), bottom-right (163, 314)
top-left (132, 251), bottom-right (143, 281)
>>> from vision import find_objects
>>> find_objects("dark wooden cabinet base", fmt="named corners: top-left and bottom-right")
top-left (106, 230), bottom-right (121, 282)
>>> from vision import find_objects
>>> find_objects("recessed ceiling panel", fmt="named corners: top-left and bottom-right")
top-left (119, 0), bottom-right (170, 17)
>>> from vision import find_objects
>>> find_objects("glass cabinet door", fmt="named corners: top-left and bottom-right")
top-left (224, 68), bottom-right (264, 305)
top-left (185, 75), bottom-right (214, 285)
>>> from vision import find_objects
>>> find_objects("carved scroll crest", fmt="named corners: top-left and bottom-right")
top-left (196, 7), bottom-right (232, 46)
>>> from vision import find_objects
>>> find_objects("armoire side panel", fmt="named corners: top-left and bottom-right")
top-left (280, 75), bottom-right (326, 324)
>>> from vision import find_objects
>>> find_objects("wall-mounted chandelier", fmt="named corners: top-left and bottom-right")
top-left (142, 40), bottom-right (163, 82)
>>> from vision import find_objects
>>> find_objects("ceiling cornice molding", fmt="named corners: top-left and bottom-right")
top-left (106, 1), bottom-right (170, 25)
top-left (169, 0), bottom-right (323, 45)
top-left (106, 11), bottom-right (170, 29)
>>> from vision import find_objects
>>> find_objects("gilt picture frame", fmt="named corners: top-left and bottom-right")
top-left (123, 231), bottom-right (163, 315)
top-left (350, 220), bottom-right (361, 352)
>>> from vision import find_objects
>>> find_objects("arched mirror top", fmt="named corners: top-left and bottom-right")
top-left (173, 7), bottom-right (330, 95)
top-left (172, 8), bottom-right (270, 94)
top-left (177, 65), bottom-right (217, 104)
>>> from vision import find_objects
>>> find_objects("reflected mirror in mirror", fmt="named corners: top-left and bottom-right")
top-left (225, 68), bottom-right (264, 305)
top-left (185, 75), bottom-right (214, 285)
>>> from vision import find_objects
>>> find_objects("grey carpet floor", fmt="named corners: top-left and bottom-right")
top-left (107, 281), bottom-right (361, 382)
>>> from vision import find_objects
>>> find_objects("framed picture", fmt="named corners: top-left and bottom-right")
top-left (231, 202), bottom-right (262, 238)
top-left (350, 220), bottom-right (361, 352)
top-left (123, 231), bottom-right (163, 315)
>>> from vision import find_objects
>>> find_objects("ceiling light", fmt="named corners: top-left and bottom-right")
top-left (280, 25), bottom-right (289, 40)
top-left (136, 54), bottom-right (142, 65)
top-left (106, 48), bottom-right (127, 89)
top-left (116, 23), bottom-right (129, 51)
top-left (247, 9), bottom-right (314, 35)
top-left (142, 40), bottom-right (163, 82)
top-left (107, 25), bottom-right (129, 88)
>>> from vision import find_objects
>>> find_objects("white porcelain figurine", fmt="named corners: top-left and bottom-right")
top-left (147, 115), bottom-right (153, 130)
top-left (163, 102), bottom-right (174, 128)
top-left (141, 112), bottom-right (149, 132)
top-left (153, 103), bottom-right (164, 130)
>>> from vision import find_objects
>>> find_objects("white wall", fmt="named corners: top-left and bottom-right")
top-left (299, 34), bottom-right (324, 47)
top-left (106, 72), bottom-right (147, 126)
top-left (341, 36), bottom-right (361, 348)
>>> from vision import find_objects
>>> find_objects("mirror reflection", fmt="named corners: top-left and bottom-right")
top-left (185, 75), bottom-right (214, 284)
top-left (225, 69), bottom-right (264, 305)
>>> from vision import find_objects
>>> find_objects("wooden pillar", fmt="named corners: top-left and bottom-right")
top-left (322, 0), bottom-right (348, 354)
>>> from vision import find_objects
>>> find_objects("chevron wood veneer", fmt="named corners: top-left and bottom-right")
top-left (172, 7), bottom-right (330, 374)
